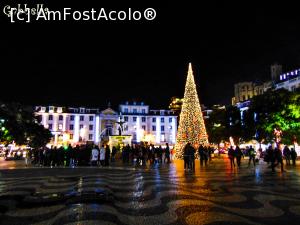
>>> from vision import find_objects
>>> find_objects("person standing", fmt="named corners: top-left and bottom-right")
top-left (276, 147), bottom-right (284, 172)
top-left (235, 146), bottom-right (243, 168)
top-left (105, 145), bottom-right (111, 166)
top-left (198, 145), bottom-right (205, 166)
top-left (248, 145), bottom-right (256, 167)
top-left (111, 146), bottom-right (117, 163)
top-left (291, 148), bottom-right (297, 166)
top-left (99, 145), bottom-right (105, 166)
top-left (184, 143), bottom-right (190, 170)
top-left (203, 146), bottom-right (209, 166)
top-left (189, 144), bottom-right (195, 171)
top-left (228, 146), bottom-right (235, 169)
top-left (283, 146), bottom-right (291, 166)
top-left (265, 146), bottom-right (273, 164)
top-left (24, 149), bottom-right (30, 167)
top-left (165, 143), bottom-right (170, 163)
top-left (91, 145), bottom-right (99, 166)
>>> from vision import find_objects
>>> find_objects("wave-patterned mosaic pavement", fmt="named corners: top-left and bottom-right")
top-left (1, 160), bottom-right (300, 225)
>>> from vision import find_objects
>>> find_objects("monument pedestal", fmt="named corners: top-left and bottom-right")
top-left (108, 135), bottom-right (132, 150)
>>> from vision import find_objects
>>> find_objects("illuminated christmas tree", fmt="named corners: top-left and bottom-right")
top-left (175, 63), bottom-right (209, 159)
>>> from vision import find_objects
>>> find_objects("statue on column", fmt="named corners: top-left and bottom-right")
top-left (116, 115), bottom-right (126, 136)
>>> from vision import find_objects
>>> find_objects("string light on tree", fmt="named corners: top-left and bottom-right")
top-left (175, 63), bottom-right (209, 159)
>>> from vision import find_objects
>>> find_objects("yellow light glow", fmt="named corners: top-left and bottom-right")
top-left (174, 63), bottom-right (209, 159)
top-left (63, 133), bottom-right (70, 143)
top-left (229, 136), bottom-right (235, 147)
top-left (142, 133), bottom-right (156, 143)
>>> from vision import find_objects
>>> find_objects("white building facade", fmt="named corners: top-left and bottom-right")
top-left (276, 68), bottom-right (300, 91)
top-left (35, 102), bottom-right (177, 146)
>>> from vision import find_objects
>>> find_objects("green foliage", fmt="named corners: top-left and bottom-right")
top-left (246, 88), bottom-right (300, 144)
top-left (0, 102), bottom-right (52, 148)
top-left (207, 88), bottom-right (300, 145)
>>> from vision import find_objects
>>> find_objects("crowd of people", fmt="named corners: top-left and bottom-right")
top-left (28, 143), bottom-right (174, 167)
top-left (16, 141), bottom-right (298, 173)
top-left (264, 145), bottom-right (297, 172)
top-left (183, 143), bottom-right (214, 171)
top-left (226, 144), bottom-right (298, 172)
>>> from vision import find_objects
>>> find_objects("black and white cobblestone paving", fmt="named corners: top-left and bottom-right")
top-left (1, 159), bottom-right (300, 225)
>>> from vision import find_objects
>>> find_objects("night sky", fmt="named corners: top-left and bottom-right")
top-left (1, 1), bottom-right (300, 109)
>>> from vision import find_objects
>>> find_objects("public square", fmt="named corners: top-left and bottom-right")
top-left (1, 2), bottom-right (300, 225)
top-left (1, 157), bottom-right (300, 225)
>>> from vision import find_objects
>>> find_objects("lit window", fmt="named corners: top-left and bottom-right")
top-left (58, 124), bottom-right (63, 130)
top-left (70, 134), bottom-right (73, 140)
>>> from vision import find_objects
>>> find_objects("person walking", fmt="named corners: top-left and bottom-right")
top-left (271, 147), bottom-right (284, 172)
top-left (228, 146), bottom-right (235, 169)
top-left (248, 145), bottom-right (256, 167)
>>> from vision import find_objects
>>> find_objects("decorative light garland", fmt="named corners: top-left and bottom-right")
top-left (174, 63), bottom-right (209, 159)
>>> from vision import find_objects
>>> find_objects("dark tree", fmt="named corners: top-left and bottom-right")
top-left (0, 102), bottom-right (52, 148)
top-left (206, 105), bottom-right (241, 144)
